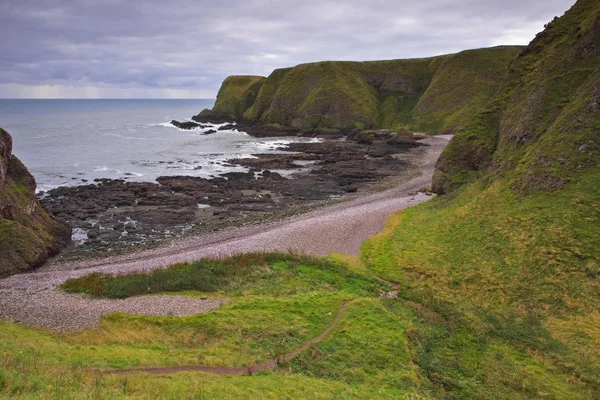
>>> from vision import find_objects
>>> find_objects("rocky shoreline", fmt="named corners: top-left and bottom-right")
top-left (41, 132), bottom-right (429, 257)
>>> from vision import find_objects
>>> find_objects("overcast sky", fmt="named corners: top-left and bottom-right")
top-left (0, 0), bottom-right (576, 99)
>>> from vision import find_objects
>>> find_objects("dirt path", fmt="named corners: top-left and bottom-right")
top-left (101, 300), bottom-right (351, 376)
top-left (0, 135), bottom-right (451, 330)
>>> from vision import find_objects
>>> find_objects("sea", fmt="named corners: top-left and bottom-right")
top-left (0, 99), bottom-right (318, 193)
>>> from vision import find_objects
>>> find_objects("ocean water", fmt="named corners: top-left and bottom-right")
top-left (0, 99), bottom-right (318, 193)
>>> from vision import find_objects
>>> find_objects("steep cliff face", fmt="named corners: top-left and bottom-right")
top-left (194, 75), bottom-right (265, 122)
top-left (0, 128), bottom-right (70, 278)
top-left (433, 0), bottom-right (600, 194)
top-left (198, 46), bottom-right (522, 134)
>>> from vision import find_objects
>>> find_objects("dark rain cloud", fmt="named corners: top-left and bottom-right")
top-left (0, 0), bottom-right (576, 97)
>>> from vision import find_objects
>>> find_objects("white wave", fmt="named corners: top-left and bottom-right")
top-left (103, 133), bottom-right (147, 140)
top-left (151, 121), bottom-right (178, 128)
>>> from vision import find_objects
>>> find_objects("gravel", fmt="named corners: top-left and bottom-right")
top-left (0, 135), bottom-right (451, 332)
top-left (0, 288), bottom-right (225, 332)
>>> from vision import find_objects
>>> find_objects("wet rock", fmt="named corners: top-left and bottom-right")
top-left (218, 124), bottom-right (237, 131)
top-left (40, 136), bottom-right (422, 252)
top-left (171, 120), bottom-right (206, 130)
top-left (87, 228), bottom-right (100, 239)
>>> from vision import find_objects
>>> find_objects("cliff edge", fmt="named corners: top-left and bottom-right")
top-left (0, 128), bottom-right (70, 278)
top-left (196, 46), bottom-right (523, 135)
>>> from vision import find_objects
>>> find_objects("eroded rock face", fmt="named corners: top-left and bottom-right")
top-left (0, 128), bottom-right (71, 278)
top-left (0, 128), bottom-right (12, 184)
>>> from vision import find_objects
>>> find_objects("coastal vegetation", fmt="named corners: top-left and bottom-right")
top-left (195, 76), bottom-right (265, 122)
top-left (198, 46), bottom-right (523, 135)
top-left (0, 0), bottom-right (599, 398)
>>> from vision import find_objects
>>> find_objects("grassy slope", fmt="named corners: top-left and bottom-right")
top-left (242, 68), bottom-right (292, 122)
top-left (210, 75), bottom-right (265, 120)
top-left (258, 61), bottom-right (381, 131)
top-left (433, 0), bottom-right (600, 194)
top-left (412, 46), bottom-right (522, 134)
top-left (2, 254), bottom-right (417, 399)
top-left (361, 0), bottom-right (600, 397)
top-left (208, 47), bottom-right (521, 133)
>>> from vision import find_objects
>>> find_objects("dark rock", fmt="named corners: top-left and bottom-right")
top-left (0, 127), bottom-right (70, 278)
top-left (386, 128), bottom-right (418, 147)
top-left (171, 120), bottom-right (204, 130)
top-left (39, 135), bottom-right (422, 253)
top-left (218, 124), bottom-right (237, 131)
top-left (87, 228), bottom-right (100, 239)
top-left (204, 129), bottom-right (217, 135)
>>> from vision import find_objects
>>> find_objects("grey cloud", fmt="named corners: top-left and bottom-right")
top-left (0, 0), bottom-right (577, 98)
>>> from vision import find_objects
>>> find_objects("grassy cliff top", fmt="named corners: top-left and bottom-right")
top-left (209, 75), bottom-right (266, 121)
top-left (207, 46), bottom-right (523, 133)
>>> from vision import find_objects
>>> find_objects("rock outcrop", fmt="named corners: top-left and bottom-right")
top-left (0, 128), bottom-right (70, 278)
top-left (197, 46), bottom-right (523, 135)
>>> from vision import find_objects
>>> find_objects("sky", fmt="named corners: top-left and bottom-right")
top-left (0, 0), bottom-right (577, 99)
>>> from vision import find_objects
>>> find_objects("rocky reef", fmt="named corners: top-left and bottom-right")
top-left (195, 46), bottom-right (523, 135)
top-left (41, 135), bottom-right (425, 252)
top-left (0, 128), bottom-right (70, 278)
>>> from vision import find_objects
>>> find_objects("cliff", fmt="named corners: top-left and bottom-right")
top-left (0, 128), bottom-right (70, 278)
top-left (196, 46), bottom-right (523, 135)
top-left (432, 0), bottom-right (600, 194)
top-left (194, 75), bottom-right (265, 122)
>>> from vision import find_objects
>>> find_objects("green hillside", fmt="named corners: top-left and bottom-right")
top-left (196, 75), bottom-right (265, 121)
top-left (362, 0), bottom-right (600, 397)
top-left (412, 46), bottom-right (524, 134)
top-left (198, 46), bottom-right (523, 134)
top-left (433, 0), bottom-right (600, 194)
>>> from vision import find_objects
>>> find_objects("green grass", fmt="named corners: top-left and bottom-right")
top-left (0, 294), bottom-right (346, 370)
top-left (210, 75), bottom-right (265, 120)
top-left (0, 254), bottom-right (420, 399)
top-left (61, 253), bottom-right (386, 299)
top-left (361, 168), bottom-right (600, 398)
top-left (208, 46), bottom-right (521, 133)
top-left (411, 46), bottom-right (522, 135)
